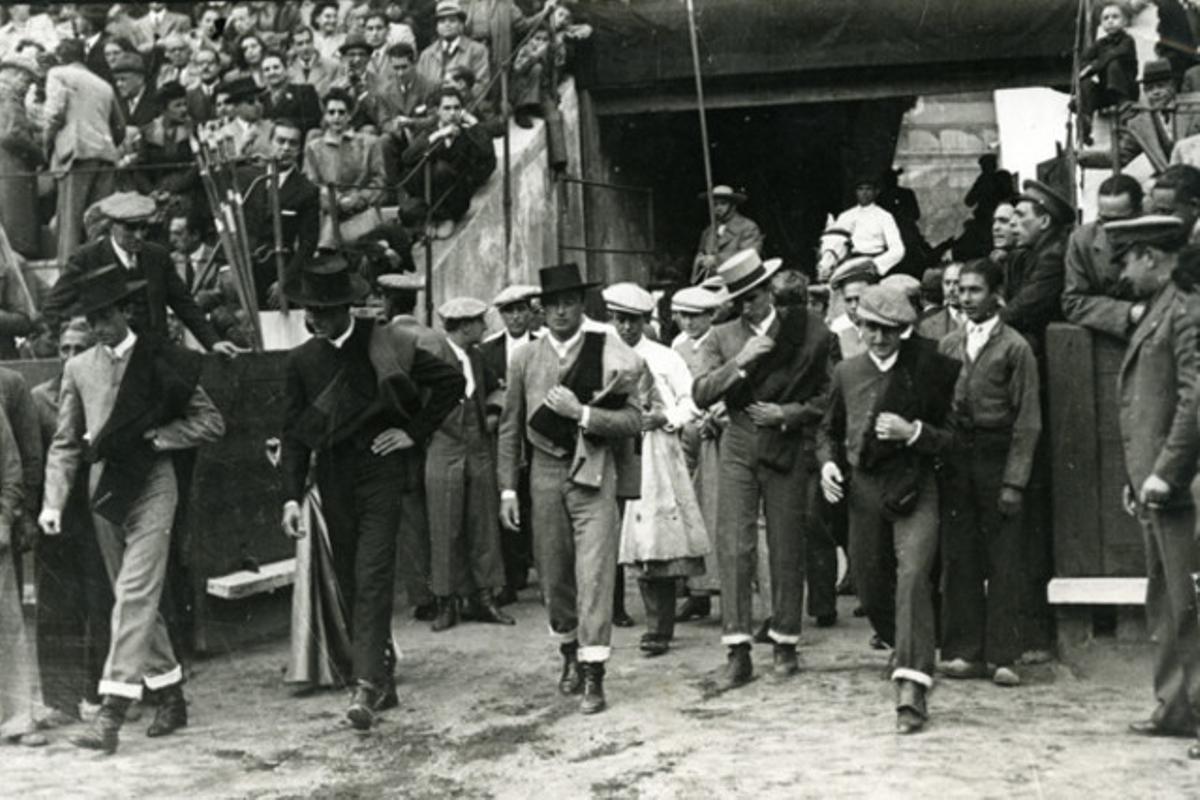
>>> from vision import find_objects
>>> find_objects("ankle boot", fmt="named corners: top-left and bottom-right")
top-left (719, 643), bottom-right (753, 690)
top-left (431, 596), bottom-right (458, 632)
top-left (71, 695), bottom-right (130, 754)
top-left (474, 589), bottom-right (516, 625)
top-left (580, 662), bottom-right (606, 714)
top-left (558, 642), bottom-right (583, 695)
top-left (772, 643), bottom-right (799, 677)
top-left (146, 684), bottom-right (188, 737)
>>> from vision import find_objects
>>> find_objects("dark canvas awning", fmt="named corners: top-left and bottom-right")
top-left (574, 0), bottom-right (1077, 113)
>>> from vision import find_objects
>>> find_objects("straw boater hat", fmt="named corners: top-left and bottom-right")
top-left (601, 283), bottom-right (655, 316)
top-left (829, 256), bottom-right (879, 290)
top-left (536, 263), bottom-right (599, 299)
top-left (715, 250), bottom-right (782, 301)
top-left (855, 284), bottom-right (917, 329)
top-left (284, 251), bottom-right (370, 307)
top-left (74, 265), bottom-right (147, 317)
top-left (376, 272), bottom-right (426, 292)
top-left (437, 297), bottom-right (488, 321)
top-left (700, 185), bottom-right (747, 204)
top-left (492, 285), bottom-right (539, 309)
top-left (671, 286), bottom-right (722, 314)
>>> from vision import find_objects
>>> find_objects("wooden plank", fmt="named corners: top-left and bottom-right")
top-left (1092, 335), bottom-right (1147, 576)
top-left (206, 558), bottom-right (296, 600)
top-left (1046, 323), bottom-right (1103, 576)
top-left (1047, 577), bottom-right (1146, 605)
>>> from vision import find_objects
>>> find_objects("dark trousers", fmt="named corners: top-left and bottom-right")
top-left (940, 433), bottom-right (1024, 666)
top-left (716, 422), bottom-right (812, 645)
top-left (848, 469), bottom-right (939, 686)
top-left (806, 492), bottom-right (839, 620)
top-left (405, 160), bottom-right (475, 223)
top-left (35, 490), bottom-right (112, 712)
top-left (1140, 503), bottom-right (1200, 735)
top-left (396, 484), bottom-right (433, 608)
top-left (317, 445), bottom-right (403, 688)
top-left (501, 466), bottom-right (534, 590)
top-left (638, 578), bottom-right (676, 641)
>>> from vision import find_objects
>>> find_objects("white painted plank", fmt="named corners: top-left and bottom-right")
top-left (206, 558), bottom-right (296, 600)
top-left (1047, 577), bottom-right (1147, 606)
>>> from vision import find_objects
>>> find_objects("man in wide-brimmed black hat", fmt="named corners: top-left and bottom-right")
top-left (278, 252), bottom-right (464, 731)
top-left (496, 263), bottom-right (644, 714)
top-left (40, 265), bottom-right (227, 754)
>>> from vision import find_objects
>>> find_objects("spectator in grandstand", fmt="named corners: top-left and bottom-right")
top-left (189, 6), bottom-right (225, 55)
top-left (288, 25), bottom-right (339, 97)
top-left (185, 46), bottom-right (224, 123)
top-left (417, 1), bottom-right (490, 94)
top-left (136, 80), bottom-right (200, 203)
top-left (445, 66), bottom-right (505, 137)
top-left (1151, 164), bottom-right (1200, 245)
top-left (167, 212), bottom-right (216, 293)
top-left (362, 10), bottom-right (396, 80)
top-left (112, 52), bottom-right (161, 128)
top-left (260, 51), bottom-right (322, 134)
top-left (0, 4), bottom-right (59, 59)
top-left (330, 32), bottom-right (387, 131)
top-left (512, 25), bottom-right (555, 129)
top-left (215, 76), bottom-right (274, 161)
top-left (311, 2), bottom-right (345, 62)
top-left (154, 33), bottom-right (198, 90)
top-left (74, 4), bottom-right (115, 84)
top-left (402, 86), bottom-right (497, 239)
top-left (0, 53), bottom-right (43, 259)
top-left (1003, 180), bottom-right (1072, 356)
top-left (231, 31), bottom-right (268, 87)
top-left (377, 42), bottom-right (434, 173)
top-left (1077, 2), bottom-right (1138, 145)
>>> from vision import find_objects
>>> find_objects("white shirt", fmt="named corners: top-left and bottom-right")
top-left (329, 317), bottom-right (356, 349)
top-left (547, 326), bottom-right (583, 360)
top-left (834, 203), bottom-right (906, 275)
top-left (105, 329), bottom-right (137, 361)
top-left (829, 313), bottom-right (854, 335)
top-left (445, 337), bottom-right (475, 398)
top-left (966, 315), bottom-right (999, 361)
top-left (110, 236), bottom-right (138, 270)
top-left (504, 331), bottom-right (531, 368)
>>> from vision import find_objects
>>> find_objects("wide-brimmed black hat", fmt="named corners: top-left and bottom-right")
top-left (220, 76), bottom-right (261, 103)
top-left (537, 263), bottom-right (599, 299)
top-left (284, 251), bottom-right (370, 308)
top-left (74, 264), bottom-right (147, 316)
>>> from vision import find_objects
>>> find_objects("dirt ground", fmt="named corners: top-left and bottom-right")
top-left (6, 588), bottom-right (1200, 800)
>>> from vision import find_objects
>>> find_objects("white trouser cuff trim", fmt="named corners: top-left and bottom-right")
top-left (578, 645), bottom-right (611, 663)
top-left (549, 626), bottom-right (578, 644)
top-left (99, 680), bottom-right (143, 700)
top-left (144, 665), bottom-right (184, 690)
top-left (892, 667), bottom-right (933, 688)
top-left (721, 633), bottom-right (754, 646)
top-left (768, 629), bottom-right (800, 645)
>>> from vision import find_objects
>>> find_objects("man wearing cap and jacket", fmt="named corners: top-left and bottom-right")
top-left (692, 249), bottom-right (840, 688)
top-left (497, 263), bottom-right (644, 715)
top-left (481, 284), bottom-right (540, 604)
top-left (1106, 215), bottom-right (1200, 758)
top-left (828, 256), bottom-right (880, 361)
top-left (423, 296), bottom-right (512, 632)
top-left (417, 1), bottom-right (491, 94)
top-left (818, 283), bottom-right (960, 734)
top-left (111, 52), bottom-right (161, 128)
top-left (40, 265), bottom-right (226, 754)
top-left (1004, 180), bottom-right (1073, 356)
top-left (279, 254), bottom-right (465, 731)
top-left (692, 186), bottom-right (764, 284)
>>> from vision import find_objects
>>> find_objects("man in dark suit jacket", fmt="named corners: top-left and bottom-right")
top-left (692, 250), bottom-right (839, 688)
top-left (185, 47), bottom-right (223, 123)
top-left (42, 193), bottom-right (240, 358)
top-left (1004, 181), bottom-right (1072, 357)
top-left (237, 119), bottom-right (321, 304)
top-left (818, 283), bottom-right (959, 735)
top-left (111, 52), bottom-right (162, 128)
top-left (76, 5), bottom-right (115, 84)
top-left (260, 52), bottom-right (323, 134)
top-left (1108, 216), bottom-right (1200, 758)
top-left (280, 254), bottom-right (464, 731)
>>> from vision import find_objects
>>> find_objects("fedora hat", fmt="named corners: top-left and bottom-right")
top-left (700, 185), bottom-right (747, 204)
top-left (339, 32), bottom-right (372, 54)
top-left (110, 52), bottom-right (145, 76)
top-left (1141, 58), bottom-right (1173, 85)
top-left (74, 265), bottom-right (147, 317)
top-left (715, 249), bottom-right (782, 300)
top-left (536, 263), bottom-right (599, 299)
top-left (435, 0), bottom-right (468, 20)
top-left (284, 252), bottom-right (370, 308)
top-left (220, 76), bottom-right (261, 103)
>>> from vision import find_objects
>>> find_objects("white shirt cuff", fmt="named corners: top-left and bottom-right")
top-left (501, 490), bottom-right (517, 500)
top-left (905, 420), bottom-right (923, 446)
top-left (580, 406), bottom-right (591, 430)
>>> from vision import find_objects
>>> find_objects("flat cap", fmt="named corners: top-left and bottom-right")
top-left (110, 52), bottom-right (145, 75)
top-left (492, 284), bottom-right (539, 308)
top-left (856, 284), bottom-right (917, 328)
top-left (1104, 214), bottom-right (1188, 253)
top-left (830, 256), bottom-right (879, 290)
top-left (671, 286), bottom-right (721, 313)
top-left (602, 282), bottom-right (654, 315)
top-left (435, 0), bottom-right (468, 19)
top-left (1019, 179), bottom-right (1073, 225)
top-left (376, 272), bottom-right (425, 291)
top-left (97, 191), bottom-right (155, 222)
top-left (438, 296), bottom-right (488, 321)
top-left (881, 273), bottom-right (921, 297)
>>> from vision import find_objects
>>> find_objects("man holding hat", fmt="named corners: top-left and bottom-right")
top-left (604, 282), bottom-right (708, 657)
top-left (279, 253), bottom-right (465, 730)
top-left (1004, 179), bottom-right (1072, 356)
top-left (692, 249), bottom-right (839, 687)
top-left (833, 175), bottom-right (906, 276)
top-left (417, 1), bottom-right (491, 95)
top-left (43, 192), bottom-right (242, 358)
top-left (481, 283), bottom-right (541, 604)
top-left (40, 265), bottom-right (227, 754)
top-left (692, 185), bottom-right (764, 284)
top-left (497, 263), bottom-right (644, 714)
top-left (1106, 215), bottom-right (1200, 756)
top-left (423, 296), bottom-right (512, 631)
top-left (43, 37), bottom-right (124, 257)
top-left (818, 283), bottom-right (960, 734)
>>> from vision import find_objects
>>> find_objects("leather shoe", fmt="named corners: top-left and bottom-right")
top-left (772, 643), bottom-right (799, 677)
top-left (640, 634), bottom-right (669, 657)
top-left (612, 609), bottom-right (635, 628)
top-left (675, 595), bottom-right (712, 622)
top-left (472, 591), bottom-right (516, 625)
top-left (431, 596), bottom-right (459, 632)
top-left (718, 643), bottom-right (753, 690)
top-left (992, 666), bottom-right (1021, 687)
top-left (815, 612), bottom-right (838, 628)
top-left (1128, 719), bottom-right (1179, 737)
top-left (896, 707), bottom-right (925, 734)
top-left (559, 643), bottom-right (583, 695)
top-left (495, 586), bottom-right (519, 607)
top-left (347, 683), bottom-right (381, 731)
top-left (71, 696), bottom-right (129, 754)
top-left (145, 685), bottom-right (188, 737)
top-left (895, 679), bottom-right (928, 734)
top-left (412, 601), bottom-right (437, 622)
top-left (580, 662), bottom-right (606, 714)
top-left (869, 634), bottom-right (888, 650)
